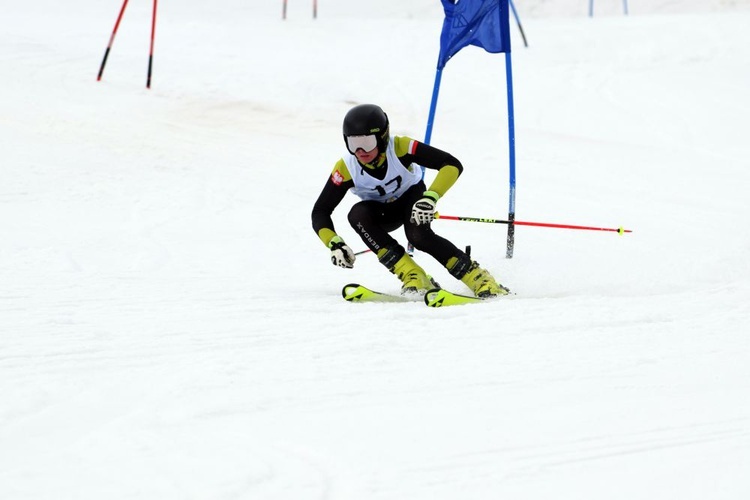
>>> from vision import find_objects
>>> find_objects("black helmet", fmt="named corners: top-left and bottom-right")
top-left (342, 104), bottom-right (389, 154)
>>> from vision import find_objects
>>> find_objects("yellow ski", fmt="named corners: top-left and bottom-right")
top-left (342, 283), bottom-right (416, 303)
top-left (424, 288), bottom-right (488, 307)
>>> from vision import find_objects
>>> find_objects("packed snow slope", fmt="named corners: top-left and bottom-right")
top-left (2, 1), bottom-right (749, 499)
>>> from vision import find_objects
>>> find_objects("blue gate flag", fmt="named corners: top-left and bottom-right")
top-left (438, 0), bottom-right (511, 69)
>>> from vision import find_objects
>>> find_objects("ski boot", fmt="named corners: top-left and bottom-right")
top-left (379, 246), bottom-right (437, 296)
top-left (448, 255), bottom-right (510, 298)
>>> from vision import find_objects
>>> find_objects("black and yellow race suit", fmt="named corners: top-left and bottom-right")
top-left (311, 135), bottom-right (469, 268)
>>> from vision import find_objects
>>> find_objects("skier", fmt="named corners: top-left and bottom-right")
top-left (311, 103), bottom-right (509, 298)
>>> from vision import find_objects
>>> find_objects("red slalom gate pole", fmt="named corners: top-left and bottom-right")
top-left (146, 0), bottom-right (158, 88)
top-left (97, 0), bottom-right (130, 81)
top-left (435, 213), bottom-right (632, 234)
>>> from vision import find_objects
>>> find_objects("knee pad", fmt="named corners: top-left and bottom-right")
top-left (447, 253), bottom-right (472, 279)
top-left (377, 245), bottom-right (405, 270)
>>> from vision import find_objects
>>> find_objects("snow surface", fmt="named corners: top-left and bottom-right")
top-left (2, 0), bottom-right (750, 499)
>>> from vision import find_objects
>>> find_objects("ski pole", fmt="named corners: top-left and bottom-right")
top-left (435, 213), bottom-right (632, 234)
top-left (97, 0), bottom-right (130, 81)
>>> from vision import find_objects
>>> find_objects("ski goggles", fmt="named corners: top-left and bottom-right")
top-left (346, 134), bottom-right (377, 153)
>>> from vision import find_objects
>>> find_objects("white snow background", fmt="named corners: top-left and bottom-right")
top-left (2, 0), bottom-right (750, 498)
